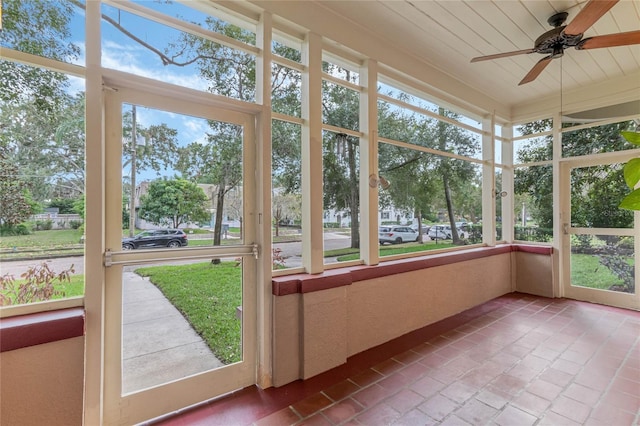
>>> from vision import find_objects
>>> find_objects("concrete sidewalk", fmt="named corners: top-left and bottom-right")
top-left (122, 272), bottom-right (223, 393)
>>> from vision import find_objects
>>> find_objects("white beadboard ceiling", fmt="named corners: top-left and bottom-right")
top-left (258, 0), bottom-right (640, 121)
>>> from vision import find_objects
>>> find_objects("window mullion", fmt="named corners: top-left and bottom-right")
top-left (301, 32), bottom-right (324, 274)
top-left (359, 59), bottom-right (379, 266)
top-left (502, 125), bottom-right (514, 243)
top-left (482, 116), bottom-right (496, 246)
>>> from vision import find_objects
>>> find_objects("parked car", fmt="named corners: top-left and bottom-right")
top-left (428, 224), bottom-right (467, 240)
top-left (122, 229), bottom-right (188, 250)
top-left (379, 226), bottom-right (419, 245)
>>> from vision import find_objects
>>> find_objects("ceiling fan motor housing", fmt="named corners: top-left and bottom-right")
top-left (534, 24), bottom-right (583, 57)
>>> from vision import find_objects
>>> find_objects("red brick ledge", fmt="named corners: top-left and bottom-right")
top-left (0, 307), bottom-right (85, 352)
top-left (272, 244), bottom-right (553, 296)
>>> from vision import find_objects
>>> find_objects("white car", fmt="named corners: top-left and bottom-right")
top-left (428, 224), bottom-right (467, 240)
top-left (379, 226), bottom-right (419, 245)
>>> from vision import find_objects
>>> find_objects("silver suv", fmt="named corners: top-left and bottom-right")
top-left (379, 226), bottom-right (419, 245)
top-left (428, 224), bottom-right (466, 240)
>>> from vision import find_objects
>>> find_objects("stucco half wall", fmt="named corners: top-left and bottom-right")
top-left (272, 245), bottom-right (553, 386)
top-left (0, 337), bottom-right (84, 426)
top-left (347, 254), bottom-right (512, 358)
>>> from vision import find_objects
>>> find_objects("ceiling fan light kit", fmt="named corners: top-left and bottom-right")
top-left (470, 0), bottom-right (640, 85)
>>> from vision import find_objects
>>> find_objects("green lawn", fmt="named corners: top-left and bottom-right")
top-left (0, 229), bottom-right (84, 249)
top-left (571, 253), bottom-right (632, 290)
top-left (136, 261), bottom-right (242, 364)
top-left (330, 241), bottom-right (456, 261)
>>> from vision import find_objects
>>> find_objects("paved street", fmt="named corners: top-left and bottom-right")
top-left (0, 233), bottom-right (353, 277)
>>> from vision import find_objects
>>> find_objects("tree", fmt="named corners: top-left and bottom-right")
top-left (176, 123), bottom-right (243, 246)
top-left (1, 0), bottom-right (79, 114)
top-left (121, 106), bottom-right (179, 236)
top-left (0, 148), bottom-right (36, 229)
top-left (272, 191), bottom-right (302, 237)
top-left (515, 119), bottom-right (635, 230)
top-left (377, 99), bottom-right (480, 244)
top-left (0, 91), bottom-right (86, 203)
top-left (138, 179), bottom-right (210, 229)
top-left (322, 67), bottom-right (361, 248)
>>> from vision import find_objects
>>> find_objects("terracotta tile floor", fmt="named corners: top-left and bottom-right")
top-left (152, 293), bottom-right (640, 426)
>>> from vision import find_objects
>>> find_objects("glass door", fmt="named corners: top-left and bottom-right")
top-left (103, 87), bottom-right (257, 425)
top-left (561, 158), bottom-right (638, 310)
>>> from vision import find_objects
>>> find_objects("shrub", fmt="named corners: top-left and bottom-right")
top-left (0, 223), bottom-right (31, 236)
top-left (0, 263), bottom-right (75, 306)
top-left (69, 220), bottom-right (83, 230)
top-left (272, 248), bottom-right (286, 269)
top-left (35, 219), bottom-right (53, 230)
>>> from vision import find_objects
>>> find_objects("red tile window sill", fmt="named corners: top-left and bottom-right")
top-left (272, 244), bottom-right (552, 296)
top-left (0, 307), bottom-right (85, 352)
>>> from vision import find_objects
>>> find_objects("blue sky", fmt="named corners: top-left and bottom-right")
top-left (67, 1), bottom-right (234, 180)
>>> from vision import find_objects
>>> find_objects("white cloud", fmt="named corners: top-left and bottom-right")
top-left (101, 40), bottom-right (208, 92)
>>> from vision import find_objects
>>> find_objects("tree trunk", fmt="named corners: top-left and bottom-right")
top-left (443, 173), bottom-right (461, 244)
top-left (212, 184), bottom-right (226, 264)
top-left (415, 208), bottom-right (423, 243)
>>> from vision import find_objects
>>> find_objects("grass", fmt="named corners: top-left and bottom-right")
top-left (0, 229), bottom-right (84, 249)
top-left (135, 261), bottom-right (242, 364)
top-left (331, 241), bottom-right (456, 261)
top-left (571, 253), bottom-right (632, 290)
top-left (0, 274), bottom-right (84, 304)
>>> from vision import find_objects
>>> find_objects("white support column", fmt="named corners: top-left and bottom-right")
top-left (481, 115), bottom-right (496, 246)
top-left (552, 111), bottom-right (563, 297)
top-left (83, 1), bottom-right (105, 424)
top-left (255, 11), bottom-right (273, 389)
top-left (501, 125), bottom-right (514, 243)
top-left (359, 59), bottom-right (379, 265)
top-left (301, 33), bottom-right (324, 274)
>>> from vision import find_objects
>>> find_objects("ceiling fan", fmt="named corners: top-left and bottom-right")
top-left (470, 0), bottom-right (640, 85)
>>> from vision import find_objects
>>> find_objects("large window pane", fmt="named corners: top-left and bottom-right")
top-left (562, 120), bottom-right (637, 158)
top-left (514, 165), bottom-right (553, 242)
top-left (101, 4), bottom-right (256, 101)
top-left (378, 144), bottom-right (482, 256)
top-left (570, 164), bottom-right (633, 229)
top-left (271, 64), bottom-right (301, 118)
top-left (122, 258), bottom-right (243, 393)
top-left (0, 0), bottom-right (84, 65)
top-left (324, 131), bottom-right (360, 265)
top-left (121, 104), bottom-right (244, 248)
top-left (514, 135), bottom-right (552, 164)
top-left (571, 235), bottom-right (634, 294)
top-left (272, 120), bottom-right (302, 270)
top-left (0, 66), bottom-right (85, 306)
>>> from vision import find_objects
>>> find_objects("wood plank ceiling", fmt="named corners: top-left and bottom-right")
top-left (313, 0), bottom-right (640, 120)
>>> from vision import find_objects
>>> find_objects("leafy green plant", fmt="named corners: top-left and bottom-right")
top-left (620, 130), bottom-right (640, 210)
top-left (0, 262), bottom-right (75, 306)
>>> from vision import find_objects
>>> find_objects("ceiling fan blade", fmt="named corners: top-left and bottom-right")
top-left (577, 30), bottom-right (640, 49)
top-left (519, 56), bottom-right (553, 85)
top-left (564, 0), bottom-right (618, 36)
top-left (470, 49), bottom-right (534, 63)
